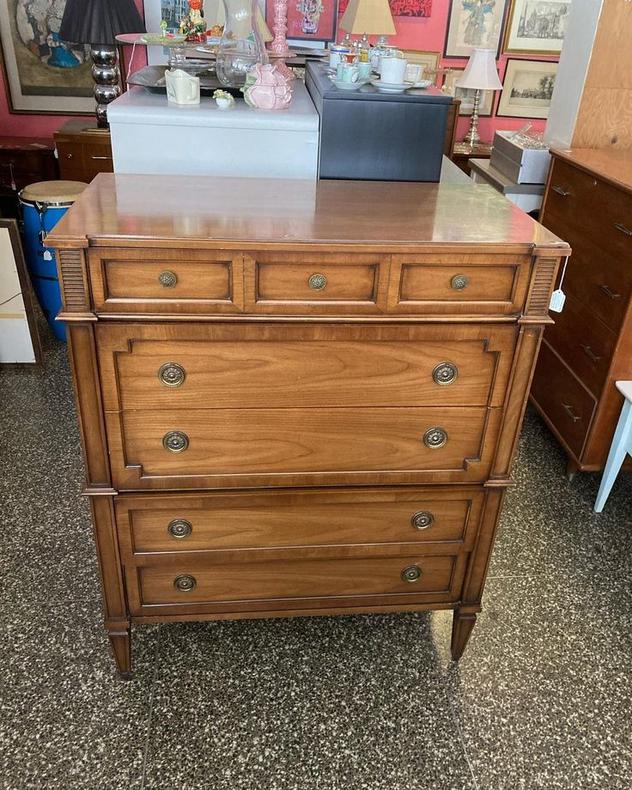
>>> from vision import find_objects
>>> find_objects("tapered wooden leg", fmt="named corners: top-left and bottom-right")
top-left (107, 623), bottom-right (133, 680)
top-left (566, 458), bottom-right (579, 482)
top-left (451, 608), bottom-right (477, 661)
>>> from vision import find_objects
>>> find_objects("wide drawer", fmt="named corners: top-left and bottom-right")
top-left (545, 158), bottom-right (632, 264)
top-left (544, 291), bottom-right (616, 397)
top-left (244, 251), bottom-right (389, 314)
top-left (88, 248), bottom-right (244, 313)
top-left (107, 405), bottom-right (501, 489)
top-left (531, 340), bottom-right (596, 458)
top-left (387, 254), bottom-right (531, 315)
top-left (128, 552), bottom-right (465, 615)
top-left (96, 323), bottom-right (516, 410)
top-left (115, 487), bottom-right (485, 557)
top-left (541, 213), bottom-right (631, 334)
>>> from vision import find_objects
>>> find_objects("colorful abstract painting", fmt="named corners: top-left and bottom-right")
top-left (338, 0), bottom-right (432, 18)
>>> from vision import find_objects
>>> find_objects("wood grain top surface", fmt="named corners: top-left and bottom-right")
top-left (551, 147), bottom-right (632, 195)
top-left (48, 173), bottom-right (569, 252)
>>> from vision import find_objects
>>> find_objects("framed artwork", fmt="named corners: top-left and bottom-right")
top-left (338, 0), bottom-right (432, 16)
top-left (497, 58), bottom-right (557, 118)
top-left (401, 50), bottom-right (441, 77)
top-left (503, 0), bottom-right (571, 55)
top-left (272, 0), bottom-right (338, 44)
top-left (444, 0), bottom-right (509, 59)
top-left (443, 68), bottom-right (494, 116)
top-left (0, 0), bottom-right (93, 114)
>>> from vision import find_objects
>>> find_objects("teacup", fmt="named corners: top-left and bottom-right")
top-left (404, 63), bottom-right (423, 84)
top-left (340, 63), bottom-right (359, 83)
top-left (357, 61), bottom-right (371, 81)
top-left (380, 56), bottom-right (407, 85)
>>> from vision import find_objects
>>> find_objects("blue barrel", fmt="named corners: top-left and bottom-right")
top-left (20, 180), bottom-right (87, 341)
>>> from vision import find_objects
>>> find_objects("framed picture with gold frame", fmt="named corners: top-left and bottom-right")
top-left (443, 68), bottom-right (494, 116)
top-left (400, 50), bottom-right (441, 78)
top-left (503, 0), bottom-right (571, 56)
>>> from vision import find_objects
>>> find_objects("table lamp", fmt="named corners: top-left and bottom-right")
top-left (340, 0), bottom-right (396, 43)
top-left (456, 48), bottom-right (502, 148)
top-left (60, 0), bottom-right (145, 129)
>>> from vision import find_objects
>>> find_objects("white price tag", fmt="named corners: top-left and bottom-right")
top-left (43, 250), bottom-right (53, 261)
top-left (549, 288), bottom-right (566, 312)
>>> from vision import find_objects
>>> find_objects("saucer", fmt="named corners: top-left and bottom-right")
top-left (370, 78), bottom-right (409, 93)
top-left (407, 79), bottom-right (433, 89)
top-left (333, 80), bottom-right (362, 91)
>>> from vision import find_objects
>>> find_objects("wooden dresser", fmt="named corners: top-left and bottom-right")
top-left (0, 137), bottom-right (58, 219)
top-left (54, 120), bottom-right (113, 183)
top-left (48, 174), bottom-right (568, 678)
top-left (532, 148), bottom-right (632, 477)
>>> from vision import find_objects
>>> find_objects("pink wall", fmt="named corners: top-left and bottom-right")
top-left (1, 1), bottom-right (554, 143)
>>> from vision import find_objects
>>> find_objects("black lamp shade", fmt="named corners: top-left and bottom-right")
top-left (60, 0), bottom-right (146, 45)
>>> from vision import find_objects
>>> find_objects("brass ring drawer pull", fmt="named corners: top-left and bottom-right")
top-left (451, 274), bottom-right (469, 290)
top-left (174, 574), bottom-right (197, 592)
top-left (158, 270), bottom-right (178, 288)
top-left (162, 430), bottom-right (189, 452)
top-left (432, 362), bottom-right (458, 386)
top-left (411, 511), bottom-right (434, 530)
top-left (168, 519), bottom-right (192, 539)
top-left (158, 362), bottom-right (186, 388)
top-left (423, 427), bottom-right (448, 449)
top-left (308, 273), bottom-right (327, 290)
top-left (562, 403), bottom-right (581, 423)
top-left (401, 565), bottom-right (422, 583)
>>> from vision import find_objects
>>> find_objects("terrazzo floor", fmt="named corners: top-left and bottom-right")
top-left (1, 323), bottom-right (631, 790)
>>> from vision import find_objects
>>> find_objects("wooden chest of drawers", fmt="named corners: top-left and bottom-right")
top-left (54, 120), bottom-right (113, 183)
top-left (48, 174), bottom-right (568, 678)
top-left (531, 148), bottom-right (632, 476)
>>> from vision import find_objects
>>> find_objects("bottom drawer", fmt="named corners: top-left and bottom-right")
top-left (531, 340), bottom-right (596, 458)
top-left (127, 552), bottom-right (465, 615)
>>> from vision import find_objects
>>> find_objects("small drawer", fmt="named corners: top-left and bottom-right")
top-left (545, 292), bottom-right (616, 397)
top-left (107, 405), bottom-right (502, 490)
top-left (88, 248), bottom-right (244, 314)
top-left (531, 340), bottom-right (596, 458)
top-left (131, 552), bottom-right (463, 613)
top-left (115, 487), bottom-right (485, 557)
top-left (545, 158), bottom-right (599, 227)
top-left (244, 251), bottom-right (389, 314)
top-left (55, 142), bottom-right (85, 169)
top-left (388, 254), bottom-right (531, 315)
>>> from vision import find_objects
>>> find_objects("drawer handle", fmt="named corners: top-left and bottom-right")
top-left (308, 273), bottom-right (327, 290)
top-left (423, 427), bottom-right (448, 449)
top-left (66, 153), bottom-right (73, 159)
top-left (158, 270), bottom-right (178, 288)
top-left (562, 403), bottom-right (581, 423)
top-left (174, 574), bottom-right (197, 592)
top-left (401, 565), bottom-right (422, 583)
top-left (162, 430), bottom-right (189, 453)
top-left (158, 362), bottom-right (186, 388)
top-left (599, 284), bottom-right (621, 300)
top-left (411, 511), bottom-right (434, 531)
top-left (551, 185), bottom-right (570, 197)
top-left (614, 222), bottom-right (632, 237)
top-left (168, 519), bottom-right (192, 539)
top-left (432, 361), bottom-right (458, 386)
top-left (451, 274), bottom-right (469, 290)
top-left (580, 344), bottom-right (602, 363)
top-left (90, 155), bottom-right (112, 161)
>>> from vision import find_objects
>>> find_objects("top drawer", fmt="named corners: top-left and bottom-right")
top-left (387, 254), bottom-right (532, 315)
top-left (88, 248), bottom-right (244, 314)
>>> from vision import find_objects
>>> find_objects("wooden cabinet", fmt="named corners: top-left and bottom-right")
top-left (47, 173), bottom-right (568, 678)
top-left (0, 137), bottom-right (58, 219)
top-left (54, 120), bottom-right (113, 183)
top-left (531, 148), bottom-right (632, 475)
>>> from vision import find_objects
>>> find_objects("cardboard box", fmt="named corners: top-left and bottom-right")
top-left (490, 130), bottom-right (551, 184)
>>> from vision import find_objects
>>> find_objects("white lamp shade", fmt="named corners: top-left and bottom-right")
top-left (340, 0), bottom-right (396, 36)
top-left (456, 48), bottom-right (502, 91)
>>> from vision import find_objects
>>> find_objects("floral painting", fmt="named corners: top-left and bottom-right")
top-left (444, 0), bottom-right (508, 58)
top-left (338, 0), bottom-right (432, 17)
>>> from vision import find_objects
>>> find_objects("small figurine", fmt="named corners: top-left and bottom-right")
top-left (179, 0), bottom-right (207, 43)
top-left (160, 19), bottom-right (168, 38)
top-left (213, 89), bottom-right (235, 110)
top-left (243, 63), bottom-right (293, 111)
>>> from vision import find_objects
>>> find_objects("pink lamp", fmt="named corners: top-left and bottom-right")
top-left (269, 0), bottom-right (292, 57)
